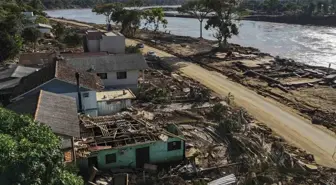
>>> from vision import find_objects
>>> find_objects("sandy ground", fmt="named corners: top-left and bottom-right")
top-left (51, 18), bottom-right (336, 168)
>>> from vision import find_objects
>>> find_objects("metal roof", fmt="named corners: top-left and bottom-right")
top-left (7, 90), bottom-right (80, 137)
top-left (96, 89), bottom-right (136, 102)
top-left (66, 53), bottom-right (148, 73)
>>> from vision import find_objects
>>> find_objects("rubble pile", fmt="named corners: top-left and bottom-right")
top-left (87, 98), bottom-right (336, 185)
top-left (138, 69), bottom-right (210, 104)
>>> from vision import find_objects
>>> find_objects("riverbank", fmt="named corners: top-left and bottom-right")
top-left (132, 29), bottom-right (336, 133)
top-left (163, 12), bottom-right (336, 27)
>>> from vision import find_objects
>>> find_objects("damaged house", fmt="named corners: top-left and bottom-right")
top-left (65, 54), bottom-right (148, 90)
top-left (78, 116), bottom-right (185, 170)
top-left (7, 90), bottom-right (80, 162)
top-left (10, 61), bottom-right (104, 117)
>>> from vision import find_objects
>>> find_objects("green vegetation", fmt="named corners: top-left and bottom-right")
top-left (125, 45), bottom-right (141, 53)
top-left (63, 30), bottom-right (83, 47)
top-left (144, 7), bottom-right (168, 34)
top-left (0, 108), bottom-right (83, 184)
top-left (0, 0), bottom-right (49, 62)
top-left (205, 0), bottom-right (239, 49)
top-left (92, 2), bottom-right (124, 28)
top-left (22, 27), bottom-right (41, 50)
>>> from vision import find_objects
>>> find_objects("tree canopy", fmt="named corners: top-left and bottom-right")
top-left (205, 0), bottom-right (239, 48)
top-left (144, 7), bottom-right (168, 33)
top-left (0, 108), bottom-right (83, 185)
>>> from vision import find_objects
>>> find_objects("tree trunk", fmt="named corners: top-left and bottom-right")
top-left (200, 21), bottom-right (203, 38)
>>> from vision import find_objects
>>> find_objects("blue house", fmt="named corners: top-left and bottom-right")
top-left (10, 61), bottom-right (104, 116)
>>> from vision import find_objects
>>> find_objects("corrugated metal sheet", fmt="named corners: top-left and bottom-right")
top-left (208, 174), bottom-right (236, 185)
top-left (98, 99), bottom-right (131, 116)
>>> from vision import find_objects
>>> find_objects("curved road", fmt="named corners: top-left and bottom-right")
top-left (51, 18), bottom-right (336, 168)
top-left (127, 40), bottom-right (336, 168)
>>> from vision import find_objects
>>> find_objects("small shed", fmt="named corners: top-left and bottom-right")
top-left (96, 89), bottom-right (136, 116)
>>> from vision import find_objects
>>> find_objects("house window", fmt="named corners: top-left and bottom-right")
top-left (167, 141), bottom-right (181, 151)
top-left (97, 73), bottom-right (107, 79)
top-left (117, 72), bottom-right (127, 79)
top-left (83, 92), bottom-right (89, 98)
top-left (105, 153), bottom-right (116, 164)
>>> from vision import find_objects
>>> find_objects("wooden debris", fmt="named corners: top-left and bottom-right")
top-left (244, 70), bottom-right (281, 84)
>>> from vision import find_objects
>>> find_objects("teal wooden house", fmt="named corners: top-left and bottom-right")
top-left (79, 116), bottom-right (185, 170)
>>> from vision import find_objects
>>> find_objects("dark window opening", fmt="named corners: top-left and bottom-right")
top-left (117, 72), bottom-right (127, 79)
top-left (83, 92), bottom-right (89, 98)
top-left (97, 73), bottom-right (107, 79)
top-left (105, 153), bottom-right (116, 164)
top-left (168, 141), bottom-right (181, 151)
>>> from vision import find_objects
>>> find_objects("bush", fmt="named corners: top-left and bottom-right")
top-left (125, 45), bottom-right (141, 53)
top-left (63, 32), bottom-right (82, 47)
top-left (0, 108), bottom-right (83, 184)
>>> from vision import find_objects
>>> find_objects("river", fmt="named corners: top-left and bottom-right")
top-left (46, 8), bottom-right (336, 68)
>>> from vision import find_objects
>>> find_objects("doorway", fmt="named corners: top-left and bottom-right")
top-left (136, 147), bottom-right (150, 168)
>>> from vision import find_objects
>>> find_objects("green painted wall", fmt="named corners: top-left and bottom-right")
top-left (81, 137), bottom-right (184, 170)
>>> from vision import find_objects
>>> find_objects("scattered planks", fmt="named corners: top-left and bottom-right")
top-left (244, 70), bottom-right (281, 84)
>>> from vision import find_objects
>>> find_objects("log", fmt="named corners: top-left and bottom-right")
top-left (244, 70), bottom-right (281, 84)
top-left (276, 84), bottom-right (289, 93)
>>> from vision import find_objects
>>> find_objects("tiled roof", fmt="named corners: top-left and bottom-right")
top-left (7, 90), bottom-right (80, 137)
top-left (12, 61), bottom-right (103, 98)
top-left (19, 52), bottom-right (56, 67)
top-left (66, 53), bottom-right (148, 73)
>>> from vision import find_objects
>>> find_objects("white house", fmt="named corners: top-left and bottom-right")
top-left (85, 30), bottom-right (125, 54)
top-left (96, 89), bottom-right (136, 116)
top-left (65, 54), bottom-right (148, 90)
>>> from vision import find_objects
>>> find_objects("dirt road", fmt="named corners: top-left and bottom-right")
top-left (127, 39), bottom-right (336, 168)
top-left (51, 18), bottom-right (336, 168)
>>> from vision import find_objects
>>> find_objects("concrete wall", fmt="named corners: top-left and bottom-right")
top-left (97, 99), bottom-right (132, 116)
top-left (62, 91), bottom-right (98, 117)
top-left (102, 70), bottom-right (139, 89)
top-left (100, 35), bottom-right (125, 54)
top-left (80, 137), bottom-right (184, 170)
top-left (87, 39), bottom-right (100, 52)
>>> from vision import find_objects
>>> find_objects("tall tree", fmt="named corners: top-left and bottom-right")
top-left (111, 9), bottom-right (143, 37)
top-left (52, 22), bottom-right (66, 38)
top-left (22, 27), bottom-right (41, 50)
top-left (205, 0), bottom-right (239, 49)
top-left (144, 7), bottom-right (168, 34)
top-left (0, 108), bottom-right (83, 184)
top-left (29, 0), bottom-right (43, 10)
top-left (0, 32), bottom-right (22, 62)
top-left (92, 3), bottom-right (124, 29)
top-left (178, 0), bottom-right (211, 38)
